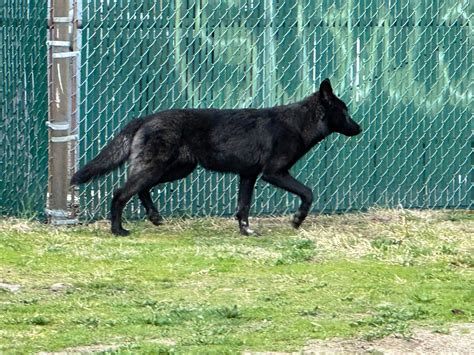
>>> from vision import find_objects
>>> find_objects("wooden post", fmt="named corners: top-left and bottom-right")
top-left (46, 0), bottom-right (79, 224)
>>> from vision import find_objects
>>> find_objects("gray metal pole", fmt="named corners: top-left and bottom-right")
top-left (46, 0), bottom-right (79, 225)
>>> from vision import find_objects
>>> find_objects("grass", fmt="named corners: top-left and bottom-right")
top-left (0, 209), bottom-right (472, 353)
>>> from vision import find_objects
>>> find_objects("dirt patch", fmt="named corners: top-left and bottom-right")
top-left (0, 282), bottom-right (21, 293)
top-left (49, 283), bottom-right (71, 293)
top-left (302, 323), bottom-right (473, 354)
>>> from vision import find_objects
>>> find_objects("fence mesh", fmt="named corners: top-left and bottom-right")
top-left (77, 0), bottom-right (472, 219)
top-left (0, 1), bottom-right (48, 216)
top-left (0, 1), bottom-right (471, 219)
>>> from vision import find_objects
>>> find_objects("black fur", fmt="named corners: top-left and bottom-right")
top-left (70, 118), bottom-right (145, 185)
top-left (71, 79), bottom-right (362, 236)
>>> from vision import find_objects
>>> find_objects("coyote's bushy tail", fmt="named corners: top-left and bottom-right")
top-left (70, 118), bottom-right (144, 185)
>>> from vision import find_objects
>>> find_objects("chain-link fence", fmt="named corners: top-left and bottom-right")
top-left (0, 1), bottom-right (472, 219)
top-left (0, 1), bottom-right (48, 216)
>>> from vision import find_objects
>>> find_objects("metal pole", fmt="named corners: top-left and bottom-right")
top-left (46, 0), bottom-right (79, 225)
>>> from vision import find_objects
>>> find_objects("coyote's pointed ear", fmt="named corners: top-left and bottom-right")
top-left (320, 78), bottom-right (333, 100)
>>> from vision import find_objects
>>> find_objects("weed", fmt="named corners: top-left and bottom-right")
top-left (299, 306), bottom-right (320, 317)
top-left (143, 304), bottom-right (241, 327)
top-left (443, 212), bottom-right (474, 222)
top-left (145, 314), bottom-right (173, 326)
top-left (19, 298), bottom-right (39, 305)
top-left (275, 238), bottom-right (315, 265)
top-left (351, 305), bottom-right (428, 340)
top-left (73, 316), bottom-right (101, 328)
top-left (29, 315), bottom-right (50, 326)
top-left (450, 255), bottom-right (474, 268)
top-left (371, 237), bottom-right (402, 250)
top-left (409, 245), bottom-right (433, 257)
top-left (217, 305), bottom-right (241, 319)
top-left (412, 293), bottom-right (435, 303)
top-left (440, 244), bottom-right (457, 255)
top-left (432, 326), bottom-right (450, 334)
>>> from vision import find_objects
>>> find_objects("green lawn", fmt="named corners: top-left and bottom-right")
top-left (0, 209), bottom-right (472, 353)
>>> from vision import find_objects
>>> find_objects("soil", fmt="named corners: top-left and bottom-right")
top-left (302, 323), bottom-right (473, 354)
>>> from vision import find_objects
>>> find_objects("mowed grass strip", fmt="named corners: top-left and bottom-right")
top-left (0, 209), bottom-right (472, 352)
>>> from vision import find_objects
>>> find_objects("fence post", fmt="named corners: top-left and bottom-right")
top-left (46, 0), bottom-right (79, 224)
